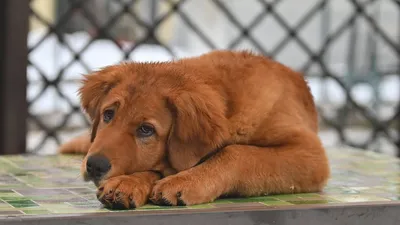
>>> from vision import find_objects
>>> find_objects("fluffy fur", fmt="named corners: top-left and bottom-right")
top-left (59, 50), bottom-right (330, 209)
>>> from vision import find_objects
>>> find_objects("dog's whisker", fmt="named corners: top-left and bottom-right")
top-left (73, 173), bottom-right (83, 181)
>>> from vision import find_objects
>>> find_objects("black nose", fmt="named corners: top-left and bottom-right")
top-left (86, 154), bottom-right (111, 180)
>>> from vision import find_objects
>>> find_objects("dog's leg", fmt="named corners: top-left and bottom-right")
top-left (58, 133), bottom-right (91, 155)
top-left (150, 131), bottom-right (330, 206)
top-left (96, 171), bottom-right (162, 209)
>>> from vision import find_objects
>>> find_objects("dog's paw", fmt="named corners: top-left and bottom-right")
top-left (96, 175), bottom-right (152, 209)
top-left (150, 171), bottom-right (219, 206)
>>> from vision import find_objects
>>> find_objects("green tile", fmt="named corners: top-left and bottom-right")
top-left (322, 187), bottom-right (351, 194)
top-left (226, 196), bottom-right (281, 203)
top-left (139, 204), bottom-right (163, 209)
top-left (386, 196), bottom-right (400, 201)
top-left (339, 189), bottom-right (361, 194)
top-left (1, 197), bottom-right (30, 201)
top-left (294, 193), bottom-right (322, 198)
top-left (327, 194), bottom-right (391, 203)
top-left (287, 200), bottom-right (339, 205)
top-left (188, 204), bottom-right (215, 209)
top-left (0, 192), bottom-right (20, 198)
top-left (0, 210), bottom-right (24, 215)
top-left (135, 207), bottom-right (166, 211)
top-left (212, 199), bottom-right (234, 204)
top-left (0, 206), bottom-right (13, 211)
top-left (261, 201), bottom-right (294, 206)
top-left (0, 185), bottom-right (28, 189)
top-left (0, 147), bottom-right (399, 217)
top-left (22, 209), bottom-right (52, 215)
top-left (135, 206), bottom-right (187, 211)
top-left (68, 201), bottom-right (101, 206)
top-left (297, 194), bottom-right (335, 201)
top-left (51, 208), bottom-right (110, 214)
top-left (147, 205), bottom-right (188, 210)
top-left (6, 200), bottom-right (39, 208)
top-left (267, 195), bottom-right (301, 201)
top-left (37, 203), bottom-right (72, 210)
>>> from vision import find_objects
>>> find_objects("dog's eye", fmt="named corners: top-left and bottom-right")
top-left (137, 124), bottom-right (155, 137)
top-left (103, 109), bottom-right (115, 123)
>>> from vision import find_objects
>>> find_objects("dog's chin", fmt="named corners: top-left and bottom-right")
top-left (82, 172), bottom-right (102, 187)
top-left (92, 179), bottom-right (102, 188)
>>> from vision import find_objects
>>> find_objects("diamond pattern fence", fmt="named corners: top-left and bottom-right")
top-left (26, 0), bottom-right (400, 155)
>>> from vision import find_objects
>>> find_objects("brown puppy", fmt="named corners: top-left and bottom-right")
top-left (59, 50), bottom-right (330, 209)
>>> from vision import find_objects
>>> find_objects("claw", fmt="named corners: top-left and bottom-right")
top-left (160, 197), bottom-right (172, 206)
top-left (129, 200), bottom-right (136, 209)
top-left (177, 198), bottom-right (186, 206)
top-left (112, 201), bottom-right (127, 210)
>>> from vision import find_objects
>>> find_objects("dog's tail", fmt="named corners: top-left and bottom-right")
top-left (58, 132), bottom-right (91, 155)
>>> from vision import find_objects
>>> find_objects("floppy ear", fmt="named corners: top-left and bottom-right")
top-left (79, 66), bottom-right (122, 119)
top-left (167, 86), bottom-right (229, 148)
top-left (78, 65), bottom-right (122, 141)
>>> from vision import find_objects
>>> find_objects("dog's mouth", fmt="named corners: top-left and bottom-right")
top-left (83, 172), bottom-right (104, 187)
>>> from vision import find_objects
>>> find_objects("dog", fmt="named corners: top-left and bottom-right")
top-left (59, 50), bottom-right (330, 209)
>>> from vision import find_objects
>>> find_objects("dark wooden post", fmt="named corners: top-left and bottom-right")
top-left (397, 103), bottom-right (400, 157)
top-left (0, 0), bottom-right (29, 154)
top-left (396, 7), bottom-right (400, 157)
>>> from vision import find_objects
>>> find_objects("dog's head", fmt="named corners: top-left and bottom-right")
top-left (79, 62), bottom-right (229, 186)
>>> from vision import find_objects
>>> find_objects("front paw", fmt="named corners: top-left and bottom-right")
top-left (150, 171), bottom-right (220, 206)
top-left (96, 175), bottom-right (152, 209)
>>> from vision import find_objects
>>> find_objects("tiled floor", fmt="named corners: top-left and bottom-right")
top-left (0, 147), bottom-right (400, 217)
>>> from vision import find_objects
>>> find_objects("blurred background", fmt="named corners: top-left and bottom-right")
top-left (0, 0), bottom-right (399, 156)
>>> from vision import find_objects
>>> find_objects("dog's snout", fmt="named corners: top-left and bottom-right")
top-left (86, 154), bottom-right (111, 179)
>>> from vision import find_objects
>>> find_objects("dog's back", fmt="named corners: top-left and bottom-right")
top-left (171, 50), bottom-right (319, 146)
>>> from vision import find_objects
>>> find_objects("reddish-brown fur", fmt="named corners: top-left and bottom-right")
top-left (59, 50), bottom-right (330, 209)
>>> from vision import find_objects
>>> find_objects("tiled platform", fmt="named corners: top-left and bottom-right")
top-left (1, 147), bottom-right (400, 225)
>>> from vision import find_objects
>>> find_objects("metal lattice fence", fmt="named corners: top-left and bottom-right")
top-left (27, 0), bottom-right (400, 155)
